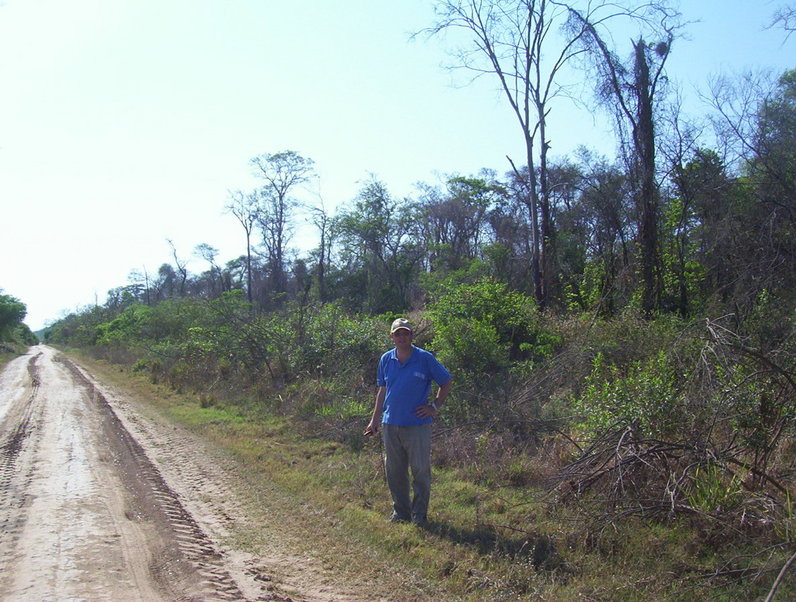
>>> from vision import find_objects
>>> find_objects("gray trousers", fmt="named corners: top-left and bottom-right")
top-left (382, 423), bottom-right (432, 521)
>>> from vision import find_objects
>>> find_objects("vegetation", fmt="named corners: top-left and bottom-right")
top-left (18, 4), bottom-right (795, 599)
top-left (0, 292), bottom-right (37, 357)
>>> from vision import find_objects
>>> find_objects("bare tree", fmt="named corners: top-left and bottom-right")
top-left (306, 199), bottom-right (334, 302)
top-left (706, 70), bottom-right (780, 170)
top-left (166, 239), bottom-right (189, 297)
top-left (250, 151), bottom-right (315, 304)
top-left (422, 0), bottom-right (625, 309)
top-left (769, 4), bottom-right (796, 40)
top-left (225, 189), bottom-right (259, 303)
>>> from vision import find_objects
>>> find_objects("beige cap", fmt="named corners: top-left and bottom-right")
top-left (390, 318), bottom-right (413, 334)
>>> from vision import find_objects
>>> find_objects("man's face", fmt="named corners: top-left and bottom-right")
top-left (390, 328), bottom-right (413, 348)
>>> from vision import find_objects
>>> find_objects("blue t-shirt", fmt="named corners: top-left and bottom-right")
top-left (377, 345), bottom-right (452, 426)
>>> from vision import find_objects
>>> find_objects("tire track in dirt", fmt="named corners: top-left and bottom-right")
top-left (76, 357), bottom-right (368, 602)
top-left (0, 351), bottom-right (45, 570)
top-left (68, 361), bottom-right (295, 601)
top-left (5, 349), bottom-right (373, 601)
top-left (58, 355), bottom-right (249, 601)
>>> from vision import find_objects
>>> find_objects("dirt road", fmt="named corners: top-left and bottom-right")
top-left (0, 346), bottom-right (347, 601)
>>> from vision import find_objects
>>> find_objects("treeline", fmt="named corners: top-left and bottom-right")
top-left (47, 65), bottom-right (795, 495)
top-left (49, 69), bottom-right (796, 329)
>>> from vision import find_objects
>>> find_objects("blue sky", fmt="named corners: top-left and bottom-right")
top-left (0, 0), bottom-right (793, 330)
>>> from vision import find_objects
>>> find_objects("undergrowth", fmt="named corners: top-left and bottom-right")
top-left (69, 318), bottom-right (796, 601)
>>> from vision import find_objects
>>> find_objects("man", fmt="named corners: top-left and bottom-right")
top-left (365, 317), bottom-right (452, 525)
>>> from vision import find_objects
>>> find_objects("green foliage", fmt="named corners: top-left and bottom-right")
top-left (95, 304), bottom-right (154, 345)
top-left (566, 259), bottom-right (612, 314)
top-left (313, 397), bottom-right (370, 420)
top-left (574, 349), bottom-right (681, 437)
top-left (428, 279), bottom-right (558, 377)
top-left (15, 323), bottom-right (38, 346)
top-left (427, 279), bottom-right (562, 423)
top-left (332, 178), bottom-right (423, 314)
top-left (0, 293), bottom-right (27, 342)
top-left (286, 302), bottom-right (384, 376)
top-left (660, 196), bottom-right (707, 316)
top-left (418, 255), bottom-right (491, 301)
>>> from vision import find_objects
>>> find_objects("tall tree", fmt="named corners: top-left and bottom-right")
top-left (250, 150), bottom-right (315, 305)
top-left (578, 155), bottom-right (633, 314)
top-left (708, 69), bottom-right (796, 311)
top-left (424, 0), bottom-right (622, 309)
top-left (668, 148), bottom-right (734, 313)
top-left (167, 239), bottom-right (189, 297)
top-left (225, 189), bottom-right (259, 304)
top-left (194, 243), bottom-right (222, 297)
top-left (567, 2), bottom-right (680, 315)
top-left (334, 178), bottom-right (423, 313)
top-left (307, 199), bottom-right (334, 302)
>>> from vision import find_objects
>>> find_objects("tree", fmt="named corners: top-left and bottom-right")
top-left (306, 199), bottom-right (334, 302)
top-left (0, 293), bottom-right (27, 341)
top-left (566, 2), bottom-right (681, 315)
top-left (334, 178), bottom-right (423, 313)
top-left (574, 154), bottom-right (633, 314)
top-left (193, 243), bottom-right (223, 297)
top-left (707, 69), bottom-right (796, 312)
top-left (751, 69), bottom-right (796, 225)
top-left (416, 174), bottom-right (503, 273)
top-left (127, 268), bottom-right (152, 304)
top-left (770, 4), bottom-right (796, 40)
top-left (225, 189), bottom-right (259, 303)
top-left (250, 150), bottom-right (315, 305)
top-left (167, 239), bottom-right (189, 297)
top-left (424, 0), bottom-right (627, 310)
top-left (148, 263), bottom-right (180, 302)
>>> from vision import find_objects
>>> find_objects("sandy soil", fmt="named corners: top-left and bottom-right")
top-left (0, 346), bottom-right (361, 601)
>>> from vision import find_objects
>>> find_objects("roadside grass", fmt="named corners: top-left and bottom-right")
top-left (72, 351), bottom-right (794, 601)
top-left (0, 342), bottom-right (28, 368)
top-left (0, 352), bottom-right (13, 370)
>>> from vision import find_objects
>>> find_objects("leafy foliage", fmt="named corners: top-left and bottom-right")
top-left (0, 293), bottom-right (36, 346)
top-left (428, 278), bottom-right (560, 376)
top-left (574, 350), bottom-right (681, 438)
top-left (0, 293), bottom-right (27, 341)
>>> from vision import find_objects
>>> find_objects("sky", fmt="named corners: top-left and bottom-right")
top-left (0, 0), bottom-right (793, 331)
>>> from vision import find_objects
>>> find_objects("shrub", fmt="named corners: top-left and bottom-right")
top-left (428, 278), bottom-right (560, 380)
top-left (573, 350), bottom-right (682, 438)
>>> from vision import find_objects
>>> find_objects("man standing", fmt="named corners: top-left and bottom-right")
top-left (365, 318), bottom-right (452, 525)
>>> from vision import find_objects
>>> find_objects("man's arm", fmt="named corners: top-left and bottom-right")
top-left (415, 378), bottom-right (452, 419)
top-left (435, 379), bottom-right (452, 408)
top-left (364, 385), bottom-right (385, 436)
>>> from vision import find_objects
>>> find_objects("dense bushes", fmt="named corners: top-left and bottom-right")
top-left (64, 291), bottom-right (387, 403)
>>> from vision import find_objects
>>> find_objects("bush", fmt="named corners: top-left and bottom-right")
top-left (574, 350), bottom-right (682, 438)
top-left (428, 278), bottom-right (560, 379)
